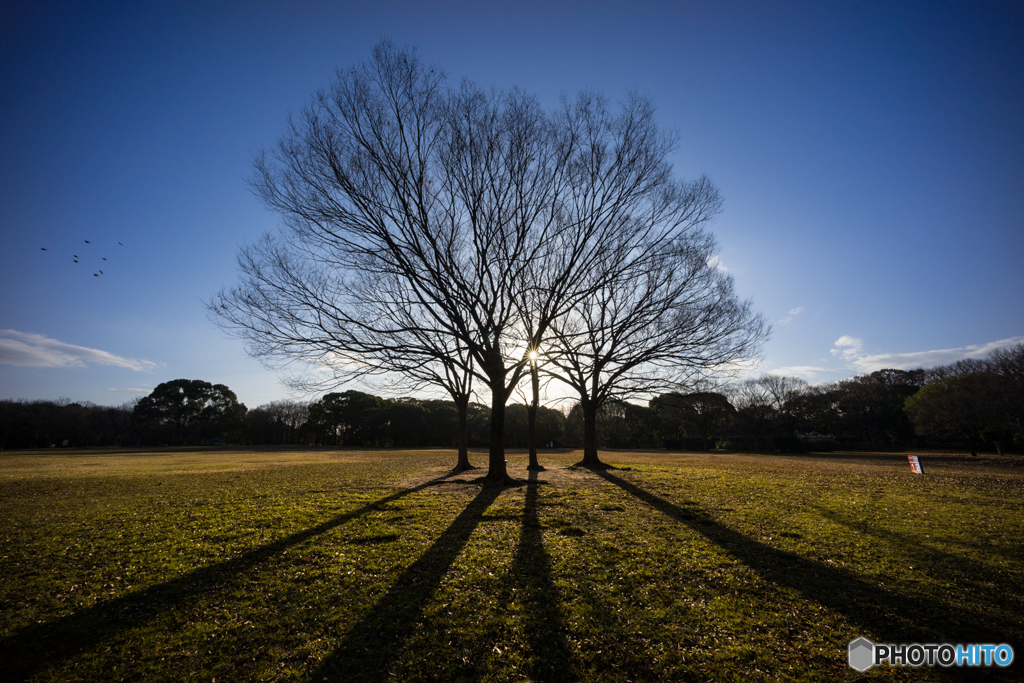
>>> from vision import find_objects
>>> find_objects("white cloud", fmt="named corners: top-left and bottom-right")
top-left (706, 255), bottom-right (729, 272)
top-left (830, 335), bottom-right (864, 361)
top-left (108, 387), bottom-right (152, 394)
top-left (830, 335), bottom-right (1024, 374)
top-left (777, 306), bottom-right (806, 325)
top-left (0, 330), bottom-right (157, 371)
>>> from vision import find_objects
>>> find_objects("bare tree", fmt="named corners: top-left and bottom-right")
top-left (526, 349), bottom-right (544, 469)
top-left (726, 374), bottom-right (808, 451)
top-left (546, 230), bottom-right (767, 467)
top-left (757, 374), bottom-right (808, 437)
top-left (212, 42), bottom-right (573, 484)
top-left (211, 41), bottom-right (764, 483)
top-left (988, 343), bottom-right (1024, 384)
top-left (216, 245), bottom-right (481, 470)
top-left (247, 399), bottom-right (310, 445)
top-left (512, 348), bottom-right (554, 470)
top-left (728, 376), bottom-right (778, 452)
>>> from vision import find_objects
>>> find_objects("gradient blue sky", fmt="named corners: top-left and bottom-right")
top-left (2, 0), bottom-right (1022, 409)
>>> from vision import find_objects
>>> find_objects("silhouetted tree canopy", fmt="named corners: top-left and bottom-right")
top-left (133, 380), bottom-right (247, 445)
top-left (905, 372), bottom-right (1014, 456)
top-left (651, 391), bottom-right (735, 450)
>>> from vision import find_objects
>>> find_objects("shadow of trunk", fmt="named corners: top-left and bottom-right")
top-left (306, 484), bottom-right (503, 682)
top-left (511, 470), bottom-right (575, 682)
top-left (816, 506), bottom-right (1024, 608)
top-left (594, 469), bottom-right (1016, 670)
top-left (0, 472), bottom-right (459, 682)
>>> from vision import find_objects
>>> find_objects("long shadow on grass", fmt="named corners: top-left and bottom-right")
top-left (511, 470), bottom-right (576, 682)
top-left (306, 484), bottom-right (503, 682)
top-left (816, 506), bottom-right (1024, 617)
top-left (595, 470), bottom-right (1013, 651)
top-left (0, 472), bottom-right (461, 682)
top-left (819, 500), bottom-right (1024, 565)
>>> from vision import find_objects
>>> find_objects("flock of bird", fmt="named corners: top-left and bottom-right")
top-left (40, 240), bottom-right (123, 277)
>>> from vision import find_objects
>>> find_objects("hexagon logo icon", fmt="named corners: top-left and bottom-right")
top-left (848, 637), bottom-right (875, 672)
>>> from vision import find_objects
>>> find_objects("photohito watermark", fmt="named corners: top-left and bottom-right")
top-left (848, 637), bottom-right (1014, 672)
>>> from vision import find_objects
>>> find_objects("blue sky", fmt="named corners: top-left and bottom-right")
top-left (2, 0), bottom-right (1021, 409)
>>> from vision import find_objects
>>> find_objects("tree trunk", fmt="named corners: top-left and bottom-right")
top-left (575, 401), bottom-right (609, 468)
top-left (527, 363), bottom-right (544, 471)
top-left (452, 394), bottom-right (475, 472)
top-left (483, 380), bottom-right (515, 485)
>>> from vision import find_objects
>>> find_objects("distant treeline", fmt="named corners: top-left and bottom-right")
top-left (2, 344), bottom-right (1021, 454)
top-left (0, 392), bottom-right (565, 450)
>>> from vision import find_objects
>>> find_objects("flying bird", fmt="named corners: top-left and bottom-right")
top-left (40, 247), bottom-right (47, 251)
top-left (93, 273), bottom-right (99, 277)
top-left (102, 257), bottom-right (107, 261)
top-left (118, 242), bottom-right (123, 246)
top-left (85, 240), bottom-right (90, 243)
top-left (74, 260), bottom-right (79, 263)
top-left (99, 270), bottom-right (103, 274)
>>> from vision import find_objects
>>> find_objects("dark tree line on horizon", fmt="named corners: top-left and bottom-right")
top-left (4, 342), bottom-right (1021, 455)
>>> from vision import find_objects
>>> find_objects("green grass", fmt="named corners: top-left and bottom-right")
top-left (1, 447), bottom-right (1022, 681)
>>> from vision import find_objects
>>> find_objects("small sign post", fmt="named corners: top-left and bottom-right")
top-left (908, 455), bottom-right (923, 474)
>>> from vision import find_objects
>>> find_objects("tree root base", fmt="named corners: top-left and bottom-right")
top-left (571, 460), bottom-right (618, 470)
top-left (526, 464), bottom-right (546, 472)
top-left (478, 473), bottom-right (521, 488)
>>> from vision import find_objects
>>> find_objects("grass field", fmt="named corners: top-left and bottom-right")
top-left (1, 447), bottom-right (1022, 682)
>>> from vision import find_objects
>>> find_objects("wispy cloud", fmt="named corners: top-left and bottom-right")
top-left (712, 357), bottom-right (762, 377)
top-left (831, 335), bottom-right (1024, 373)
top-left (108, 387), bottom-right (153, 394)
top-left (777, 306), bottom-right (806, 325)
top-left (768, 365), bottom-right (831, 380)
top-left (0, 330), bottom-right (157, 371)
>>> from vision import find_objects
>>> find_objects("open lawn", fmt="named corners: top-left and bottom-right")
top-left (1, 447), bottom-right (1022, 682)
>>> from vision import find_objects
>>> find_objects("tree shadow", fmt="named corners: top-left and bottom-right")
top-left (593, 470), bottom-right (1017, 662)
top-left (0, 472), bottom-right (460, 682)
top-left (306, 484), bottom-right (503, 682)
top-left (510, 470), bottom-right (576, 682)
top-left (568, 462), bottom-right (629, 471)
top-left (816, 506), bottom-right (1024, 606)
